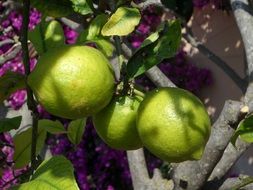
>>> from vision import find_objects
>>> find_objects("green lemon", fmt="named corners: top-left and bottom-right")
top-left (136, 87), bottom-right (211, 163)
top-left (28, 45), bottom-right (115, 119)
top-left (93, 96), bottom-right (143, 150)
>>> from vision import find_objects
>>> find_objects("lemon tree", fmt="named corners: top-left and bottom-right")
top-left (1, 0), bottom-right (219, 189)
top-left (4, 0), bottom-right (253, 189)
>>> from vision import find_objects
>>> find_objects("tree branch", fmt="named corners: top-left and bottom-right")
top-left (113, 36), bottom-right (124, 82)
top-left (172, 100), bottom-right (244, 190)
top-left (206, 0), bottom-right (253, 184)
top-left (21, 0), bottom-right (39, 172)
top-left (127, 149), bottom-right (151, 190)
top-left (230, 0), bottom-right (253, 82)
top-left (0, 39), bottom-right (14, 48)
top-left (146, 66), bottom-right (176, 87)
top-left (217, 176), bottom-right (253, 190)
top-left (0, 43), bottom-right (21, 65)
top-left (120, 41), bottom-right (176, 88)
top-left (137, 0), bottom-right (163, 10)
top-left (58, 17), bottom-right (83, 33)
top-left (206, 175), bottom-right (253, 190)
top-left (127, 149), bottom-right (174, 190)
top-left (208, 139), bottom-right (250, 182)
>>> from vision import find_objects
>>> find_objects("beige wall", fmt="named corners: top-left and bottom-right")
top-left (186, 5), bottom-right (252, 175)
top-left (184, 5), bottom-right (245, 120)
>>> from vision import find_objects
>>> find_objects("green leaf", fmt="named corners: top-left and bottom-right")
top-left (13, 126), bottom-right (47, 169)
top-left (70, 0), bottom-right (93, 15)
top-left (78, 38), bottom-right (114, 57)
top-left (77, 29), bottom-right (89, 44)
top-left (140, 32), bottom-right (160, 49)
top-left (87, 14), bottom-right (109, 39)
top-left (77, 14), bottom-right (109, 42)
top-left (0, 116), bottom-right (22, 133)
top-left (11, 156), bottom-right (79, 190)
top-left (77, 14), bottom-right (114, 57)
top-left (67, 118), bottom-right (87, 145)
top-left (0, 72), bottom-right (26, 103)
top-left (31, 0), bottom-right (73, 17)
top-left (231, 115), bottom-right (253, 146)
top-left (29, 20), bottom-right (65, 55)
top-left (38, 119), bottom-right (66, 134)
top-left (28, 24), bottom-right (45, 55)
top-left (139, 23), bottom-right (165, 49)
top-left (102, 7), bottom-right (141, 36)
top-left (94, 38), bottom-right (114, 57)
top-left (44, 20), bottom-right (65, 50)
top-left (126, 19), bottom-right (181, 78)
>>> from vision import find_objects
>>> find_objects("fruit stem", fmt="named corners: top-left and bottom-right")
top-left (114, 36), bottom-right (124, 70)
top-left (109, 0), bottom-right (130, 95)
top-left (108, 1), bottom-right (124, 70)
top-left (21, 0), bottom-right (39, 174)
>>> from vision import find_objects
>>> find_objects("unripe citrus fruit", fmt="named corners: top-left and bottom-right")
top-left (28, 45), bottom-right (115, 119)
top-left (93, 96), bottom-right (142, 150)
top-left (137, 87), bottom-right (211, 163)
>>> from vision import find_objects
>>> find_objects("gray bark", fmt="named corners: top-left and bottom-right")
top-left (172, 101), bottom-right (243, 190)
top-left (146, 66), bottom-right (176, 88)
top-left (209, 140), bottom-right (250, 181)
top-left (230, 0), bottom-right (253, 81)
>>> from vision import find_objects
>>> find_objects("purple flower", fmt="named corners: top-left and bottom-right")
top-left (130, 34), bottom-right (145, 48)
top-left (137, 23), bottom-right (151, 35)
top-left (63, 25), bottom-right (78, 44)
top-left (7, 90), bottom-right (27, 110)
top-left (0, 133), bottom-right (28, 190)
top-left (7, 8), bottom-right (41, 31)
top-left (129, 6), bottom-right (162, 49)
top-left (9, 11), bottom-right (23, 31)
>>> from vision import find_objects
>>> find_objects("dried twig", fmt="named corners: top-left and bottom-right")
top-left (0, 39), bottom-right (14, 48)
top-left (0, 43), bottom-right (21, 65)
